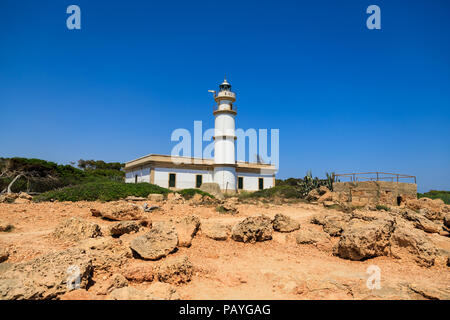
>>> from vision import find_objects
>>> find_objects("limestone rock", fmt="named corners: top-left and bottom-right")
top-left (148, 194), bottom-right (164, 202)
top-left (98, 274), bottom-right (128, 295)
top-left (444, 213), bottom-right (450, 228)
top-left (306, 189), bottom-right (320, 201)
top-left (167, 193), bottom-right (183, 203)
top-left (109, 221), bottom-right (140, 237)
top-left (172, 215), bottom-right (200, 247)
top-left (317, 191), bottom-right (333, 203)
top-left (79, 237), bottom-right (131, 272)
top-left (201, 221), bottom-right (231, 241)
top-left (130, 222), bottom-right (178, 260)
top-left (272, 214), bottom-right (300, 233)
top-left (231, 215), bottom-right (273, 243)
top-left (295, 227), bottom-right (330, 246)
top-left (122, 264), bottom-right (155, 283)
top-left (0, 248), bottom-right (93, 300)
top-left (311, 212), bottom-right (351, 237)
top-left (336, 218), bottom-right (395, 261)
top-left (90, 203), bottom-right (145, 221)
top-left (156, 255), bottom-right (193, 285)
top-left (402, 210), bottom-right (442, 234)
top-left (390, 220), bottom-right (437, 267)
top-left (146, 282), bottom-right (180, 300)
top-left (53, 217), bottom-right (102, 242)
top-left (200, 182), bottom-right (224, 200)
top-left (109, 286), bottom-right (154, 300)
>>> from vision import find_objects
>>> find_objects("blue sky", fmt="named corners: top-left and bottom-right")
top-left (0, 0), bottom-right (449, 192)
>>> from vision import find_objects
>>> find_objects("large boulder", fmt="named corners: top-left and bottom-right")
top-left (97, 274), bottom-right (128, 295)
top-left (231, 215), bottom-right (273, 243)
top-left (390, 220), bottom-right (437, 267)
top-left (0, 248), bottom-right (93, 300)
top-left (336, 218), bottom-right (395, 261)
top-left (90, 203), bottom-right (145, 221)
top-left (109, 221), bottom-right (140, 237)
top-left (201, 221), bottom-right (231, 241)
top-left (79, 237), bottom-right (131, 272)
top-left (130, 222), bottom-right (178, 260)
top-left (156, 255), bottom-right (193, 285)
top-left (172, 215), bottom-right (200, 247)
top-left (53, 217), bottom-right (102, 242)
top-left (306, 189), bottom-right (320, 202)
top-left (272, 214), bottom-right (300, 232)
top-left (295, 227), bottom-right (331, 246)
top-left (311, 212), bottom-right (351, 237)
top-left (402, 210), bottom-right (443, 234)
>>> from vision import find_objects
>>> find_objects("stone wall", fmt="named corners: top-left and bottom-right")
top-left (333, 181), bottom-right (417, 206)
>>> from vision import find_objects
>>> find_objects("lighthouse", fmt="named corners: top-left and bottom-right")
top-left (124, 78), bottom-right (276, 192)
top-left (212, 78), bottom-right (237, 192)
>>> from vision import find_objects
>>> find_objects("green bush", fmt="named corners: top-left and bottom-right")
top-left (178, 188), bottom-right (214, 200)
top-left (418, 190), bottom-right (450, 205)
top-left (238, 185), bottom-right (302, 200)
top-left (35, 181), bottom-right (171, 202)
top-left (376, 204), bottom-right (390, 211)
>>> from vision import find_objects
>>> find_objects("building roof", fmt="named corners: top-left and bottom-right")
top-left (124, 154), bottom-right (276, 174)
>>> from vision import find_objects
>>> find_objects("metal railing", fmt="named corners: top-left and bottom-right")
top-left (334, 172), bottom-right (416, 184)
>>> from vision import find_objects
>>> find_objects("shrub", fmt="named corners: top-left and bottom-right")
top-left (418, 190), bottom-right (450, 205)
top-left (178, 188), bottom-right (214, 200)
top-left (238, 185), bottom-right (301, 200)
top-left (35, 181), bottom-right (171, 202)
top-left (376, 204), bottom-right (390, 211)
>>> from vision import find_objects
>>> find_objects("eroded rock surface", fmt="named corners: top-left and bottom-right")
top-left (130, 222), bottom-right (178, 260)
top-left (231, 215), bottom-right (273, 243)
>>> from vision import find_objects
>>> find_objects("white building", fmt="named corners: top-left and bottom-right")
top-left (124, 79), bottom-right (276, 192)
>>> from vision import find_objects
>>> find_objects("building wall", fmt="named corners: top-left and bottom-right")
top-left (333, 181), bottom-right (417, 205)
top-left (153, 167), bottom-right (214, 189)
top-left (125, 166), bottom-right (275, 191)
top-left (125, 167), bottom-right (150, 183)
top-left (236, 172), bottom-right (275, 191)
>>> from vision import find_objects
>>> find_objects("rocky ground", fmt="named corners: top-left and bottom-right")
top-left (0, 192), bottom-right (449, 300)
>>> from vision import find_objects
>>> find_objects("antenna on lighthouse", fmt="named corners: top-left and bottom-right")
top-left (208, 90), bottom-right (216, 97)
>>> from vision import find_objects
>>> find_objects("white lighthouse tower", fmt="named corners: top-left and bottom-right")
top-left (212, 78), bottom-right (237, 192)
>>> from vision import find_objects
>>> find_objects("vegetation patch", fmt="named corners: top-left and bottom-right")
top-left (376, 204), bottom-right (390, 211)
top-left (418, 190), bottom-right (450, 205)
top-left (35, 181), bottom-right (171, 202)
top-left (178, 188), bottom-right (214, 200)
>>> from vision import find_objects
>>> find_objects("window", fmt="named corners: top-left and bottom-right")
top-left (169, 173), bottom-right (176, 188)
top-left (134, 175), bottom-right (138, 184)
top-left (258, 178), bottom-right (264, 190)
top-left (238, 177), bottom-right (243, 190)
top-left (196, 175), bottom-right (203, 188)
